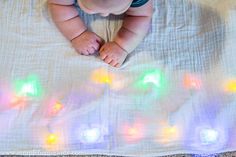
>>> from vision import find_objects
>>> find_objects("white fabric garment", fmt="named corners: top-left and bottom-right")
top-left (0, 0), bottom-right (236, 156)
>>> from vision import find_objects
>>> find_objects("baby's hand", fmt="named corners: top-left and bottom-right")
top-left (99, 42), bottom-right (128, 68)
top-left (71, 31), bottom-right (103, 55)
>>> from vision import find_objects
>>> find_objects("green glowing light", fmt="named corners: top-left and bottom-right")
top-left (14, 75), bottom-right (42, 98)
top-left (135, 69), bottom-right (168, 95)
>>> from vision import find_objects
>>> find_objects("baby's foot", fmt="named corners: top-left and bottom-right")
top-left (71, 31), bottom-right (103, 55)
top-left (99, 42), bottom-right (128, 68)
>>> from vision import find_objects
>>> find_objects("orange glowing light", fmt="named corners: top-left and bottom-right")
top-left (46, 134), bottom-right (58, 145)
top-left (91, 68), bottom-right (114, 84)
top-left (183, 74), bottom-right (202, 90)
top-left (224, 79), bottom-right (236, 93)
top-left (10, 95), bottom-right (27, 108)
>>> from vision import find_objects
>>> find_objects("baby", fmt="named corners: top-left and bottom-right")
top-left (48, 0), bottom-right (153, 67)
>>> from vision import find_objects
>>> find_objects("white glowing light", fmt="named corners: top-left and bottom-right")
top-left (81, 128), bottom-right (101, 143)
top-left (21, 84), bottom-right (35, 95)
top-left (143, 74), bottom-right (161, 87)
top-left (200, 129), bottom-right (219, 145)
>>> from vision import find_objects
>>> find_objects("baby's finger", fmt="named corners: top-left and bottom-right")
top-left (83, 50), bottom-right (90, 56)
top-left (88, 47), bottom-right (95, 54)
top-left (99, 46), bottom-right (106, 57)
top-left (79, 49), bottom-right (86, 55)
top-left (99, 51), bottom-right (107, 60)
top-left (92, 42), bottom-right (100, 51)
top-left (95, 35), bottom-right (104, 44)
top-left (115, 63), bottom-right (120, 68)
top-left (104, 57), bottom-right (112, 64)
top-left (110, 60), bottom-right (117, 67)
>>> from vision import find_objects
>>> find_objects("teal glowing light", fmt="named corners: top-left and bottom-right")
top-left (135, 69), bottom-right (168, 95)
top-left (14, 75), bottom-right (42, 98)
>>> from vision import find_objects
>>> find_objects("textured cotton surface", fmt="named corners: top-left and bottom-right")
top-left (0, 0), bottom-right (236, 156)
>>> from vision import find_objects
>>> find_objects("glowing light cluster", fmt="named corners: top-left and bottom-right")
top-left (1, 70), bottom-right (234, 153)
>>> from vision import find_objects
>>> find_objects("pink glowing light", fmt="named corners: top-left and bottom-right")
top-left (183, 74), bottom-right (202, 90)
top-left (122, 122), bottom-right (145, 142)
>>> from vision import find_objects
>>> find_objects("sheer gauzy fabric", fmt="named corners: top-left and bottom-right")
top-left (0, 0), bottom-right (236, 156)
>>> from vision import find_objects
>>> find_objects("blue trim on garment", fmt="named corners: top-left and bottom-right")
top-left (131, 0), bottom-right (149, 7)
top-left (74, 0), bottom-right (78, 7)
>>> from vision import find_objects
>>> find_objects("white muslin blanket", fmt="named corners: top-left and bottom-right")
top-left (0, 0), bottom-right (236, 156)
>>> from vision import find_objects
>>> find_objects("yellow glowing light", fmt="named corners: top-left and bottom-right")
top-left (91, 68), bottom-right (114, 84)
top-left (46, 134), bottom-right (58, 145)
top-left (224, 80), bottom-right (236, 92)
top-left (161, 126), bottom-right (179, 143)
top-left (53, 102), bottom-right (63, 113)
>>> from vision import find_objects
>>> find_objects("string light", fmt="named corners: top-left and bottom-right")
top-left (183, 74), bottom-right (202, 90)
top-left (80, 128), bottom-right (101, 143)
top-left (14, 75), bottom-right (42, 98)
top-left (135, 69), bottom-right (167, 95)
top-left (51, 102), bottom-right (63, 115)
top-left (46, 133), bottom-right (59, 145)
top-left (75, 125), bottom-right (108, 144)
top-left (122, 122), bottom-right (145, 142)
top-left (224, 79), bottom-right (236, 93)
top-left (189, 126), bottom-right (227, 153)
top-left (161, 126), bottom-right (179, 143)
top-left (91, 68), bottom-right (114, 84)
top-left (199, 128), bottom-right (219, 145)
top-left (10, 95), bottom-right (27, 109)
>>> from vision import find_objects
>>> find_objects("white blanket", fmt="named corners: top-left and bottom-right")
top-left (0, 0), bottom-right (236, 156)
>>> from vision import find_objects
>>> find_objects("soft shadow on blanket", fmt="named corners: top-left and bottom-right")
top-left (131, 0), bottom-right (226, 73)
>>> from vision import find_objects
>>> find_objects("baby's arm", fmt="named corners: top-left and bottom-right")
top-left (48, 0), bottom-right (86, 40)
top-left (115, 1), bottom-right (153, 53)
top-left (48, 0), bottom-right (103, 55)
top-left (99, 1), bottom-right (153, 67)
